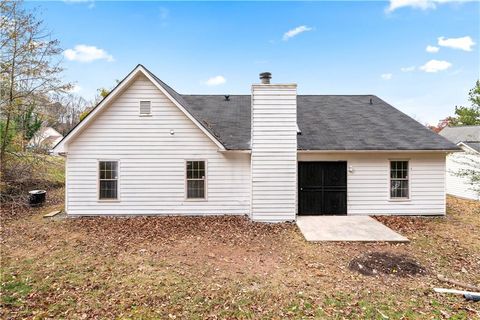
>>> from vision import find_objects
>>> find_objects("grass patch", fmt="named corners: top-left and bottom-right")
top-left (1, 196), bottom-right (479, 318)
top-left (0, 272), bottom-right (32, 307)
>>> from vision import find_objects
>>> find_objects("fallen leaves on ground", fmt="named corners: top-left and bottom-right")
top-left (1, 195), bottom-right (479, 319)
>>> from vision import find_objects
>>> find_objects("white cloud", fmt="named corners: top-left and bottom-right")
top-left (386, 0), bottom-right (472, 13)
top-left (63, 45), bottom-right (114, 62)
top-left (437, 36), bottom-right (475, 51)
top-left (282, 25), bottom-right (313, 41)
top-left (419, 59), bottom-right (452, 72)
top-left (401, 66), bottom-right (416, 72)
top-left (204, 75), bottom-right (226, 86)
top-left (387, 0), bottom-right (435, 12)
top-left (381, 73), bottom-right (393, 80)
top-left (426, 45), bottom-right (440, 53)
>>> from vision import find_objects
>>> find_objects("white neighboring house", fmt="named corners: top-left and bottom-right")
top-left (28, 126), bottom-right (63, 151)
top-left (439, 126), bottom-right (480, 201)
top-left (52, 65), bottom-right (460, 221)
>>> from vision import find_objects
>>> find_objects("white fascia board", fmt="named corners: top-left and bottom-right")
top-left (138, 66), bottom-right (225, 151)
top-left (52, 66), bottom-right (144, 154)
top-left (52, 65), bottom-right (226, 154)
top-left (457, 142), bottom-right (480, 154)
top-left (297, 149), bottom-right (461, 153)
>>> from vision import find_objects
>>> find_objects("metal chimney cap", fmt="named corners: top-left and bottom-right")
top-left (259, 72), bottom-right (272, 84)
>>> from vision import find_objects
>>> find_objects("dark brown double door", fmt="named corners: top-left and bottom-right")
top-left (298, 161), bottom-right (347, 215)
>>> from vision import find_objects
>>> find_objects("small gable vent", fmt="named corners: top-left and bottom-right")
top-left (140, 101), bottom-right (151, 115)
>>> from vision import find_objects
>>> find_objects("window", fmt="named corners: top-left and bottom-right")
top-left (390, 160), bottom-right (409, 199)
top-left (99, 161), bottom-right (118, 200)
top-left (186, 160), bottom-right (206, 199)
top-left (139, 101), bottom-right (151, 115)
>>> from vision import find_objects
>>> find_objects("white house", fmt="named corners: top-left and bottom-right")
top-left (52, 65), bottom-right (459, 221)
top-left (439, 126), bottom-right (480, 201)
top-left (29, 126), bottom-right (63, 151)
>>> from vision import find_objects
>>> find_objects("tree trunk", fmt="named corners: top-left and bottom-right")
top-left (1, 18), bottom-right (17, 162)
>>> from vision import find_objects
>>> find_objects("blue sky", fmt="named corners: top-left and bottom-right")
top-left (28, 0), bottom-right (479, 125)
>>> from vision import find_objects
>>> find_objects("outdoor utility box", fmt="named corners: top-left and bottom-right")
top-left (28, 190), bottom-right (46, 207)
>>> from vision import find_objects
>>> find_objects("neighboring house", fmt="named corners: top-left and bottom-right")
top-left (28, 126), bottom-right (63, 151)
top-left (439, 126), bottom-right (480, 201)
top-left (52, 65), bottom-right (459, 221)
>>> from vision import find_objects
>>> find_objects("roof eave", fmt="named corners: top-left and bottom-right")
top-left (297, 149), bottom-right (462, 153)
top-left (52, 64), bottom-right (226, 154)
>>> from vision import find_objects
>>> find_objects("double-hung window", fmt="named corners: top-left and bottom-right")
top-left (390, 160), bottom-right (409, 199)
top-left (99, 161), bottom-right (118, 200)
top-left (186, 160), bottom-right (206, 199)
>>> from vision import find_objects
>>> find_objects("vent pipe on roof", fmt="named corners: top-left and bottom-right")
top-left (259, 72), bottom-right (272, 84)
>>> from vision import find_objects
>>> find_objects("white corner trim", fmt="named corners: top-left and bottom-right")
top-left (52, 65), bottom-right (226, 153)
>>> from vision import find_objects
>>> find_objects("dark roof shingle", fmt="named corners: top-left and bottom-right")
top-left (463, 142), bottom-right (480, 152)
top-left (142, 65), bottom-right (459, 151)
top-left (439, 125), bottom-right (480, 144)
top-left (181, 94), bottom-right (459, 151)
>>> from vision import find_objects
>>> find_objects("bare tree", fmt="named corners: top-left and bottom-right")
top-left (0, 0), bottom-right (71, 161)
top-left (49, 92), bottom-right (88, 134)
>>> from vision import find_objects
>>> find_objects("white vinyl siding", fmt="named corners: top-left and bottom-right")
top-left (298, 152), bottom-right (447, 215)
top-left (65, 75), bottom-right (250, 215)
top-left (250, 84), bottom-right (297, 222)
top-left (63, 71), bottom-right (454, 219)
top-left (445, 150), bottom-right (480, 201)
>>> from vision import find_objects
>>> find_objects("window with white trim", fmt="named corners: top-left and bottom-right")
top-left (186, 161), bottom-right (206, 199)
top-left (99, 161), bottom-right (118, 200)
top-left (390, 160), bottom-right (409, 199)
top-left (139, 100), bottom-right (151, 115)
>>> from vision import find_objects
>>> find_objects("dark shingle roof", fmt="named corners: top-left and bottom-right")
top-left (56, 65), bottom-right (458, 152)
top-left (439, 125), bottom-right (480, 144)
top-left (141, 66), bottom-right (458, 151)
top-left (182, 95), bottom-right (251, 149)
top-left (181, 94), bottom-right (458, 151)
top-left (463, 142), bottom-right (480, 152)
top-left (143, 67), bottom-right (191, 115)
top-left (64, 66), bottom-right (458, 152)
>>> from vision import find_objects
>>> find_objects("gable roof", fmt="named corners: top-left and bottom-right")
top-left (54, 65), bottom-right (460, 153)
top-left (183, 94), bottom-right (459, 151)
top-left (439, 126), bottom-right (480, 153)
top-left (439, 125), bottom-right (480, 144)
top-left (52, 65), bottom-right (225, 153)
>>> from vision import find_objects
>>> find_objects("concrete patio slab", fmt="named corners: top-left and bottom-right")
top-left (296, 216), bottom-right (409, 242)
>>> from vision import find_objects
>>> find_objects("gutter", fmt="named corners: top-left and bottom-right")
top-left (297, 149), bottom-right (462, 153)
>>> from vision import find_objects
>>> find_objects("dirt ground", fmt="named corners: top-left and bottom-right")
top-left (1, 192), bottom-right (479, 319)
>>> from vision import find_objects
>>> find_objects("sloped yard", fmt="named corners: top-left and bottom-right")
top-left (1, 195), bottom-right (479, 319)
